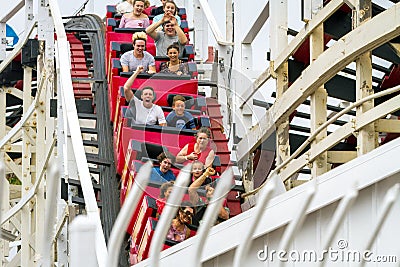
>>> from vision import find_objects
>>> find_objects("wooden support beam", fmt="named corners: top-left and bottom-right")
top-left (270, 0), bottom-right (289, 167)
top-left (4, 153), bottom-right (22, 182)
top-left (4, 87), bottom-right (23, 100)
top-left (375, 119), bottom-right (400, 133)
top-left (355, 0), bottom-right (376, 155)
top-left (279, 92), bottom-right (400, 182)
top-left (327, 151), bottom-right (357, 163)
top-left (237, 3), bottom-right (400, 162)
top-left (309, 1), bottom-right (328, 178)
top-left (239, 0), bottom-right (344, 108)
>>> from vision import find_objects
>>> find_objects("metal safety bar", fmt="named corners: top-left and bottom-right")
top-left (233, 173), bottom-right (279, 267)
top-left (192, 168), bottom-right (233, 267)
top-left (149, 164), bottom-right (192, 267)
top-left (107, 162), bottom-right (152, 267)
top-left (319, 183), bottom-right (359, 267)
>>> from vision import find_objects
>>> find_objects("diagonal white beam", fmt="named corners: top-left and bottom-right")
top-left (0, 0), bottom-right (25, 23)
top-left (0, 19), bottom-right (36, 73)
top-left (198, 0), bottom-right (234, 45)
top-left (239, 0), bottom-right (344, 109)
top-left (242, 1), bottom-right (270, 44)
top-left (237, 3), bottom-right (400, 162)
top-left (48, 0), bottom-right (108, 265)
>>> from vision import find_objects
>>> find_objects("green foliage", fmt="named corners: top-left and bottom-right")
top-left (7, 174), bottom-right (22, 185)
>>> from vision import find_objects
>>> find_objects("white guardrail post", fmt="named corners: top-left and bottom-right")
top-left (107, 162), bottom-right (152, 267)
top-left (149, 164), bottom-right (192, 267)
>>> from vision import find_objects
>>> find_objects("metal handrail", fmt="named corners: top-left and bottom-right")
top-left (48, 0), bottom-right (108, 265)
top-left (197, 0), bottom-right (234, 46)
top-left (192, 168), bottom-right (233, 267)
top-left (359, 183), bottom-right (400, 266)
top-left (233, 173), bottom-right (278, 267)
top-left (278, 180), bottom-right (317, 255)
top-left (107, 162), bottom-right (152, 267)
top-left (149, 164), bottom-right (192, 267)
top-left (319, 183), bottom-right (359, 267)
top-left (242, 83), bottom-right (400, 198)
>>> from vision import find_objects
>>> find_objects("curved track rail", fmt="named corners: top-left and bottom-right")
top-left (64, 15), bottom-right (120, 241)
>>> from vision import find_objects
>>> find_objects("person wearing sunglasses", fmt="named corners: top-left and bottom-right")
top-left (166, 202), bottom-right (194, 242)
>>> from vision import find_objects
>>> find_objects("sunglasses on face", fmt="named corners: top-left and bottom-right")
top-left (180, 208), bottom-right (193, 218)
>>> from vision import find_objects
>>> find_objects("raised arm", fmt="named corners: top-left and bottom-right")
top-left (171, 17), bottom-right (187, 45)
top-left (188, 167), bottom-right (215, 205)
top-left (204, 149), bottom-right (215, 169)
top-left (145, 14), bottom-right (166, 39)
top-left (175, 144), bottom-right (189, 164)
top-left (123, 65), bottom-right (143, 101)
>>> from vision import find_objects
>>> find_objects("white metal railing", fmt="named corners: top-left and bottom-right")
top-left (242, 83), bottom-right (400, 197)
top-left (192, 168), bottom-right (233, 267)
top-left (149, 165), bottom-right (192, 267)
top-left (133, 137), bottom-right (400, 266)
top-left (196, 0), bottom-right (233, 46)
top-left (106, 162), bottom-right (152, 267)
top-left (232, 174), bottom-right (279, 267)
top-left (48, 0), bottom-right (108, 266)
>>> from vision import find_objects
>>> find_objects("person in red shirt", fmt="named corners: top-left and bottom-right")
top-left (156, 181), bottom-right (174, 218)
top-left (175, 127), bottom-right (215, 168)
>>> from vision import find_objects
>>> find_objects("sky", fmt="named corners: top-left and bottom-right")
top-left (5, 0), bottom-right (114, 35)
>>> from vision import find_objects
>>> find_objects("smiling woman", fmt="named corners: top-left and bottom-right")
top-left (151, 0), bottom-right (181, 27)
top-left (160, 43), bottom-right (189, 75)
top-left (166, 202), bottom-right (194, 242)
top-left (175, 127), bottom-right (216, 168)
top-left (119, 0), bottom-right (150, 28)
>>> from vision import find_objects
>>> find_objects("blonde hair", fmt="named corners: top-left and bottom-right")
top-left (132, 31), bottom-right (148, 43)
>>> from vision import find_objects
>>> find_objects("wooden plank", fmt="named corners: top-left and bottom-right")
top-left (237, 3), bottom-right (400, 162)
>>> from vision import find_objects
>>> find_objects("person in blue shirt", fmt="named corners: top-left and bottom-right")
top-left (152, 0), bottom-right (181, 29)
top-left (151, 152), bottom-right (176, 182)
top-left (166, 95), bottom-right (196, 129)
